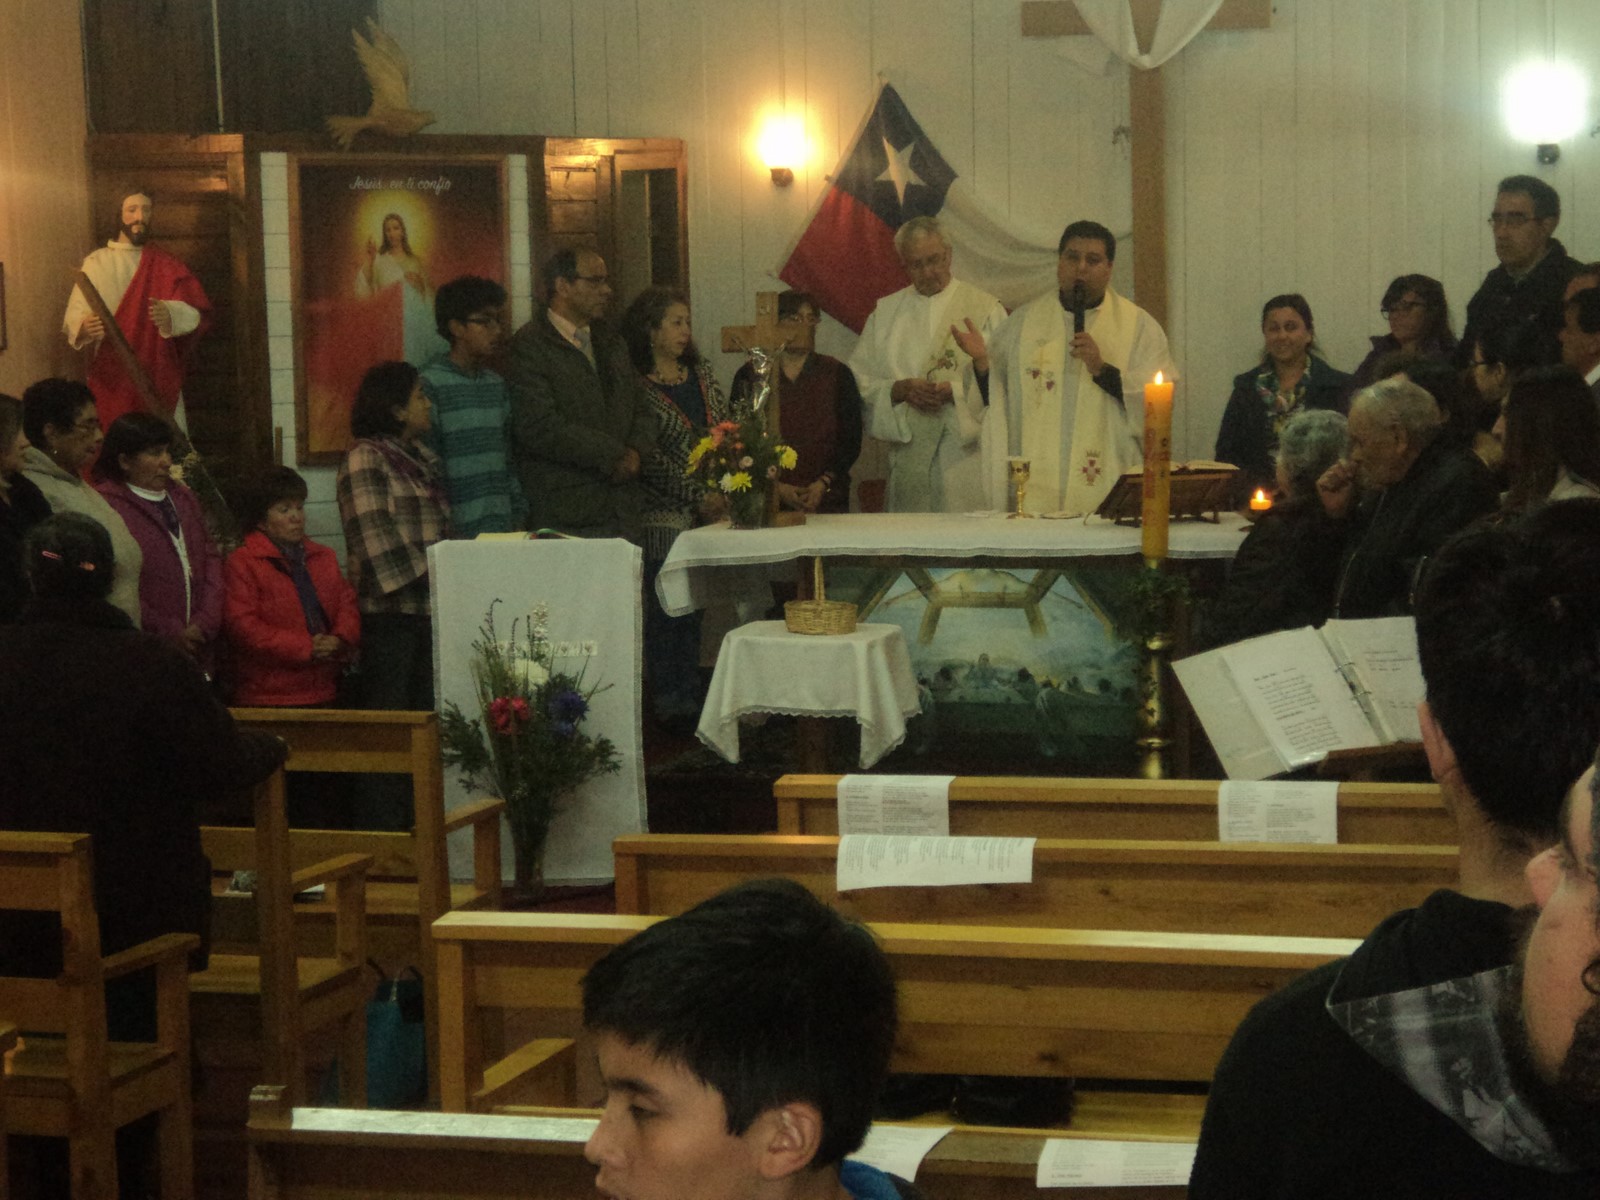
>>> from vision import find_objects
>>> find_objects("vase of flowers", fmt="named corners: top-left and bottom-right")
top-left (439, 601), bottom-right (621, 901)
top-left (686, 417), bottom-right (797, 530)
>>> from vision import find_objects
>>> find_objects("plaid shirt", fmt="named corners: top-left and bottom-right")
top-left (336, 436), bottom-right (450, 615)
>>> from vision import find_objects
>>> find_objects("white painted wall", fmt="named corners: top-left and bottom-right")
top-left (376, 0), bottom-right (1600, 461)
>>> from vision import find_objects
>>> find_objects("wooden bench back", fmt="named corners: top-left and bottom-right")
top-left (772, 774), bottom-right (1455, 844)
top-left (611, 833), bottom-right (1458, 939)
top-left (0, 832), bottom-right (103, 1037)
top-left (226, 708), bottom-right (446, 883)
top-left (432, 910), bottom-right (1357, 1109)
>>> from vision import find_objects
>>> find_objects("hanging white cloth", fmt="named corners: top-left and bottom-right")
top-left (1057, 0), bottom-right (1225, 75)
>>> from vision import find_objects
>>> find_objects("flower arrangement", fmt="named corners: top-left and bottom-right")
top-left (439, 600), bottom-right (621, 897)
top-left (686, 416), bottom-right (797, 528)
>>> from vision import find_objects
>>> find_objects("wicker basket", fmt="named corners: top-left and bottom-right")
top-left (784, 597), bottom-right (857, 635)
top-left (783, 557), bottom-right (857, 634)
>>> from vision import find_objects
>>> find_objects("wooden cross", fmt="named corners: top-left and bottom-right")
top-left (1021, 0), bottom-right (1272, 327)
top-left (720, 290), bottom-right (790, 436)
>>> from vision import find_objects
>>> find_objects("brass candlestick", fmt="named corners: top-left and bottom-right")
top-left (1008, 457), bottom-right (1034, 518)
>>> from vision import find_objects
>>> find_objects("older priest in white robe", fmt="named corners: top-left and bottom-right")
top-left (965, 220), bottom-right (1173, 515)
top-left (850, 217), bottom-right (1006, 512)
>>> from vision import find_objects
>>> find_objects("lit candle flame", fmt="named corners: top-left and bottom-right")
top-left (1153, 371), bottom-right (1164, 385)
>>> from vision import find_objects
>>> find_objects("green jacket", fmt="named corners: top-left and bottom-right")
top-left (505, 313), bottom-right (657, 540)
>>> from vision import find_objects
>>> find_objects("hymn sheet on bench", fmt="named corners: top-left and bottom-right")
top-left (836, 774), bottom-right (953, 835)
top-left (1035, 1138), bottom-right (1198, 1188)
top-left (837, 834), bottom-right (1035, 890)
top-left (1217, 781), bottom-right (1339, 844)
top-left (847, 1123), bottom-right (954, 1181)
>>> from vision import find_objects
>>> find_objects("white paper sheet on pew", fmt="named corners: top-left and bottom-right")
top-left (1216, 781), bottom-right (1339, 844)
top-left (846, 1122), bottom-right (953, 1181)
top-left (837, 774), bottom-right (954, 835)
top-left (837, 835), bottom-right (1036, 890)
top-left (291, 1108), bottom-right (598, 1142)
top-left (1035, 1138), bottom-right (1197, 1188)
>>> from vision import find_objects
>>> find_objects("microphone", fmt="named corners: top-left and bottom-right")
top-left (1070, 282), bottom-right (1086, 334)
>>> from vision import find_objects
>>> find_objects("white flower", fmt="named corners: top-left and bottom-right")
top-left (719, 471), bottom-right (736, 493)
top-left (520, 657), bottom-right (550, 690)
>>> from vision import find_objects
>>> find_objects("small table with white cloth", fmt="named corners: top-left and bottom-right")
top-left (697, 620), bottom-right (921, 770)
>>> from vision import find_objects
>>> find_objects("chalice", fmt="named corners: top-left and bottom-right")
top-left (1008, 457), bottom-right (1034, 518)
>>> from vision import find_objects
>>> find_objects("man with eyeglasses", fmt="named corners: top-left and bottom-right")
top-left (418, 275), bottom-right (521, 537)
top-left (849, 216), bottom-right (1005, 512)
top-left (1461, 175), bottom-right (1583, 368)
top-left (505, 248), bottom-right (656, 540)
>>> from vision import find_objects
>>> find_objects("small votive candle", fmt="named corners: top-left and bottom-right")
top-left (1250, 488), bottom-right (1273, 513)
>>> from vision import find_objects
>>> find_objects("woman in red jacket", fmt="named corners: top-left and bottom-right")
top-left (224, 466), bottom-right (360, 706)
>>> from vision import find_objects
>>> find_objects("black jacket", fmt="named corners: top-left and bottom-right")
top-left (1215, 358), bottom-right (1351, 498)
top-left (1201, 495), bottom-right (1337, 648)
top-left (1324, 438), bottom-right (1499, 619)
top-left (1460, 238), bottom-right (1583, 367)
top-left (0, 472), bottom-right (50, 622)
top-left (1191, 890), bottom-right (1598, 1198)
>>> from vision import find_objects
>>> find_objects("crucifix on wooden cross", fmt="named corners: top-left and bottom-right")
top-left (1021, 0), bottom-right (1271, 327)
top-left (720, 290), bottom-right (790, 437)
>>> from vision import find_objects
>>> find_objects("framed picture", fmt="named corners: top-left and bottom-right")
top-left (290, 154), bottom-right (510, 463)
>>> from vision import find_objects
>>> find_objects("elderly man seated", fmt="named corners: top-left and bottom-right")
top-left (1313, 376), bottom-right (1498, 618)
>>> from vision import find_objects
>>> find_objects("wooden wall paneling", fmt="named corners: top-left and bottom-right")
top-left (83, 0), bottom-right (217, 134)
top-left (869, 2), bottom-right (978, 178)
top-left (1288, 0), bottom-right (1339, 345)
top-left (570, 3), bottom-right (613, 135)
top-left (1321, 5), bottom-right (1376, 370)
top-left (1556, 0), bottom-right (1600, 249)
top-left (528, 2), bottom-right (580, 136)
top-left (1398, 2), bottom-right (1445, 285)
top-left (433, 0), bottom-right (486, 135)
top-left (1435, 4), bottom-right (1487, 333)
top-left (969, 0), bottom-right (1013, 213)
top-left (232, 142), bottom-right (271, 475)
top-left (216, 0), bottom-right (375, 135)
top-left (600, 0), bottom-right (645, 136)
top-left (1361, 4), bottom-right (1409, 357)
top-left (476, 0), bottom-right (540, 136)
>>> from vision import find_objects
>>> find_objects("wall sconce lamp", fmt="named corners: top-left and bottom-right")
top-left (758, 115), bottom-right (805, 187)
top-left (1503, 61), bottom-right (1587, 165)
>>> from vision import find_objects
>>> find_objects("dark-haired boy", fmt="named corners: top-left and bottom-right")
top-left (580, 878), bottom-right (918, 1200)
top-left (419, 275), bottom-right (520, 536)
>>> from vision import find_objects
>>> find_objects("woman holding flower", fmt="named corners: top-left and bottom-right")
top-left (620, 286), bottom-right (735, 728)
top-left (731, 291), bottom-right (862, 513)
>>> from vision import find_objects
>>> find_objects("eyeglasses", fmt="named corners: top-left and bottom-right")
top-left (464, 315), bottom-right (502, 327)
top-left (778, 312), bottom-right (820, 326)
top-left (1488, 212), bottom-right (1537, 228)
top-left (1380, 301), bottom-right (1424, 318)
top-left (574, 274), bottom-right (610, 286)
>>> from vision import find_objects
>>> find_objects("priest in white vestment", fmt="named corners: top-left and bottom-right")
top-left (958, 220), bottom-right (1173, 515)
top-left (849, 217), bottom-right (1006, 512)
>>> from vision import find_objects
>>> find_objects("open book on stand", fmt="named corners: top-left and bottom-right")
top-left (1173, 617), bottom-right (1424, 780)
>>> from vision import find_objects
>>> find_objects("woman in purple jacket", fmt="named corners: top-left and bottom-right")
top-left (93, 413), bottom-right (223, 673)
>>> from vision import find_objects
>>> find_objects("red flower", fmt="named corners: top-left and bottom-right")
top-left (488, 695), bottom-right (531, 735)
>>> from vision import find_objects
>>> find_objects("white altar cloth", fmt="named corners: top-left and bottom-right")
top-left (656, 512), bottom-right (1249, 617)
top-left (698, 621), bottom-right (921, 768)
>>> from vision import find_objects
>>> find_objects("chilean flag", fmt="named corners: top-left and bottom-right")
top-left (778, 84), bottom-right (957, 333)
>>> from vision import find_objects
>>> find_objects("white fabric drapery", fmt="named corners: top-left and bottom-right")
top-left (1057, 0), bottom-right (1225, 75)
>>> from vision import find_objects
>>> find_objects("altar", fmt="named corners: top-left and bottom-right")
top-left (658, 512), bottom-right (1247, 775)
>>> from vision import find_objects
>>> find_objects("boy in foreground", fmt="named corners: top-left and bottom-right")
top-left (580, 878), bottom-right (917, 1200)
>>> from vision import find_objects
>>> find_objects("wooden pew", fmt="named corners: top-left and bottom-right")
top-left (0, 1021), bottom-right (12, 1200)
top-left (772, 774), bottom-right (1455, 844)
top-left (219, 707), bottom-right (506, 1099)
top-left (611, 833), bottom-right (1457, 939)
top-left (196, 768), bottom-right (372, 1106)
top-left (246, 1086), bottom-right (1200, 1200)
top-left (0, 832), bottom-right (199, 1200)
top-left (432, 910), bottom-right (1356, 1114)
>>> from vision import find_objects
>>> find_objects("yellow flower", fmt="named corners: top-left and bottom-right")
top-left (687, 438), bottom-right (713, 471)
top-left (721, 471), bottom-right (753, 493)
top-left (777, 445), bottom-right (798, 470)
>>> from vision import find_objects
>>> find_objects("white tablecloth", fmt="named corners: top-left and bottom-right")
top-left (697, 621), bottom-right (921, 769)
top-left (656, 512), bottom-right (1248, 616)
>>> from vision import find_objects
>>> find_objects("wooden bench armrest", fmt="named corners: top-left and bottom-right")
top-left (101, 932), bottom-right (202, 980)
top-left (291, 852), bottom-right (375, 892)
top-left (442, 796), bottom-right (506, 835)
top-left (474, 1037), bottom-right (577, 1110)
